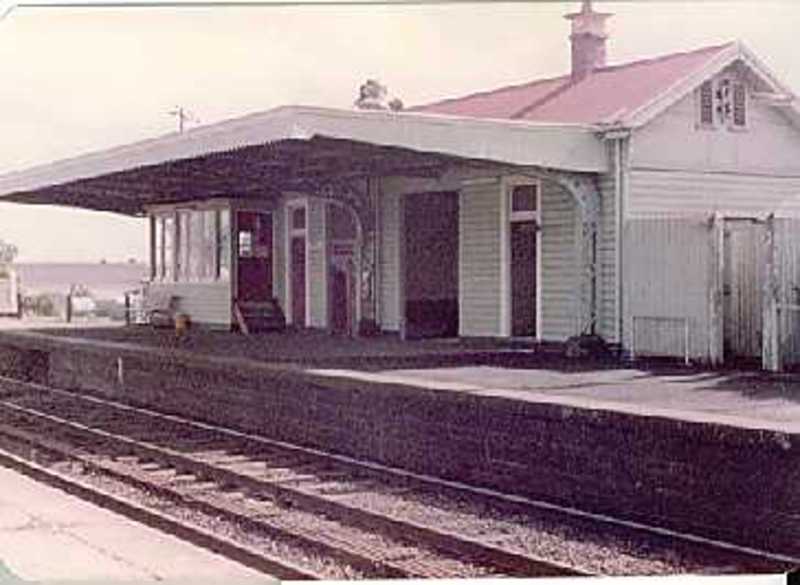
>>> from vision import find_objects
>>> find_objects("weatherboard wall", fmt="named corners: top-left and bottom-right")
top-left (597, 156), bottom-right (618, 343)
top-left (148, 280), bottom-right (232, 328)
top-left (539, 180), bottom-right (581, 342)
top-left (459, 180), bottom-right (504, 337)
top-left (378, 184), bottom-right (402, 332)
top-left (630, 71), bottom-right (800, 217)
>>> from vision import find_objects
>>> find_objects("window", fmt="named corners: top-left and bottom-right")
top-left (151, 207), bottom-right (233, 283)
top-left (153, 217), bottom-right (164, 279)
top-left (699, 81), bottom-right (714, 126)
top-left (239, 231), bottom-right (253, 257)
top-left (733, 82), bottom-right (747, 127)
top-left (512, 185), bottom-right (538, 213)
top-left (509, 183), bottom-right (539, 223)
top-left (218, 209), bottom-right (231, 280)
top-left (698, 78), bottom-right (747, 130)
top-left (202, 210), bottom-right (216, 279)
top-left (291, 207), bottom-right (306, 230)
top-left (177, 211), bottom-right (191, 281)
top-left (188, 212), bottom-right (205, 279)
top-left (163, 215), bottom-right (175, 281)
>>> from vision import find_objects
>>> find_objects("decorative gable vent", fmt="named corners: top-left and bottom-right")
top-left (697, 77), bottom-right (747, 129)
top-left (699, 81), bottom-right (714, 126)
top-left (733, 82), bottom-right (747, 127)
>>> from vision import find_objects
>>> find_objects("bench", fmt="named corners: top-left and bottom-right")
top-left (143, 292), bottom-right (181, 328)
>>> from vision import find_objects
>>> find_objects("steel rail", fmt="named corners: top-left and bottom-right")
top-left (0, 375), bottom-right (797, 570)
top-left (0, 441), bottom-right (317, 581)
top-left (0, 397), bottom-right (584, 578)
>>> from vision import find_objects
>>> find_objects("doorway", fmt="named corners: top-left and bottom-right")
top-left (237, 211), bottom-right (273, 303)
top-left (509, 183), bottom-right (540, 338)
top-left (723, 219), bottom-right (765, 361)
top-left (403, 191), bottom-right (459, 338)
top-left (287, 204), bottom-right (307, 327)
top-left (511, 220), bottom-right (538, 336)
top-left (328, 204), bottom-right (357, 335)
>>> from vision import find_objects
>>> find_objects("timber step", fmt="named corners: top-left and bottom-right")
top-left (234, 300), bottom-right (286, 334)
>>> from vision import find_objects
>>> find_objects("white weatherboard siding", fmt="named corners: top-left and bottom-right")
top-left (540, 181), bottom-right (581, 341)
top-left (774, 219), bottom-right (800, 365)
top-left (630, 69), bottom-right (800, 219)
top-left (597, 165), bottom-right (618, 343)
top-left (148, 281), bottom-right (231, 327)
top-left (627, 170), bottom-right (800, 218)
top-left (459, 181), bottom-right (503, 337)
top-left (632, 71), bottom-right (800, 177)
top-left (623, 217), bottom-right (712, 361)
top-left (378, 187), bottom-right (402, 331)
top-left (308, 198), bottom-right (328, 328)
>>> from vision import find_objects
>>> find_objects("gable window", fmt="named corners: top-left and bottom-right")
top-left (732, 82), bottom-right (747, 127)
top-left (699, 81), bottom-right (714, 126)
top-left (697, 78), bottom-right (747, 130)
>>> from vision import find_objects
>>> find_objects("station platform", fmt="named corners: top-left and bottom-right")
top-left (0, 326), bottom-right (796, 557)
top-left (310, 365), bottom-right (800, 435)
top-left (2, 325), bottom-right (798, 435)
top-left (0, 464), bottom-right (267, 583)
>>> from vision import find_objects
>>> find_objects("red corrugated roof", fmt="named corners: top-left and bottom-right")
top-left (414, 43), bottom-right (734, 125)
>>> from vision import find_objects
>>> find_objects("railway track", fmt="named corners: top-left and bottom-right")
top-left (0, 375), bottom-right (794, 580)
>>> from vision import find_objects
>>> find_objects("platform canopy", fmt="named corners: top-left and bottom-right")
top-left (0, 105), bottom-right (607, 216)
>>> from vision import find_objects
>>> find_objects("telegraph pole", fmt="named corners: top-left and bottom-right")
top-left (169, 106), bottom-right (196, 133)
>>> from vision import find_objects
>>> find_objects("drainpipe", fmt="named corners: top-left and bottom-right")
top-left (604, 128), bottom-right (629, 350)
top-left (373, 177), bottom-right (382, 329)
top-left (615, 137), bottom-right (624, 348)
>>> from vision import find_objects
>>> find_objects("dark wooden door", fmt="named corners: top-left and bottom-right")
top-left (237, 212), bottom-right (273, 302)
top-left (330, 266), bottom-right (350, 334)
top-left (291, 236), bottom-right (306, 327)
top-left (511, 220), bottom-right (537, 337)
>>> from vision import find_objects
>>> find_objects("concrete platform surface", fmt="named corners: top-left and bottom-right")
top-left (0, 464), bottom-right (270, 584)
top-left (311, 366), bottom-right (800, 435)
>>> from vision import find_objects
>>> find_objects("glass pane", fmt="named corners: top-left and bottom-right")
top-left (163, 215), bottom-right (175, 280)
top-left (178, 211), bottom-right (191, 281)
top-left (189, 211), bottom-right (204, 279)
top-left (203, 210), bottom-right (216, 279)
top-left (512, 185), bottom-right (537, 212)
top-left (292, 206), bottom-right (306, 230)
top-left (700, 81), bottom-right (714, 125)
top-left (254, 213), bottom-right (272, 258)
top-left (733, 83), bottom-right (746, 127)
top-left (239, 231), bottom-right (253, 257)
top-left (218, 209), bottom-right (231, 280)
top-left (153, 217), bottom-right (163, 279)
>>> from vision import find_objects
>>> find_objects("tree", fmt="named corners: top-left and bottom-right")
top-left (354, 79), bottom-right (403, 112)
top-left (0, 239), bottom-right (18, 265)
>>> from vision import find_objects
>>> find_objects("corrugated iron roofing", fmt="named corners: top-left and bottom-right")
top-left (414, 42), bottom-right (735, 124)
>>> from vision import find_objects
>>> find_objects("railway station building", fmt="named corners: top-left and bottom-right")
top-left (3, 1), bottom-right (800, 369)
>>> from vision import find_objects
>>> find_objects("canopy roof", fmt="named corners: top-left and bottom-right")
top-left (0, 106), bottom-right (606, 216)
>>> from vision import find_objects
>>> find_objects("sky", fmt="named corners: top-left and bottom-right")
top-left (1, 0), bottom-right (799, 262)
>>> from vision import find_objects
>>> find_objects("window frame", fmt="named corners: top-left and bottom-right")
top-left (695, 77), bottom-right (749, 132)
top-left (149, 202), bottom-right (233, 285)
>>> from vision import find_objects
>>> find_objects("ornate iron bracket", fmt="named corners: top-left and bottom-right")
top-left (300, 177), bottom-right (379, 334)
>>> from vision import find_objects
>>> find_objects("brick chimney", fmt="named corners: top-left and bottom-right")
top-left (565, 0), bottom-right (612, 81)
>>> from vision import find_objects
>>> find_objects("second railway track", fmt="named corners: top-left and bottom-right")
top-left (0, 375), bottom-right (794, 580)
